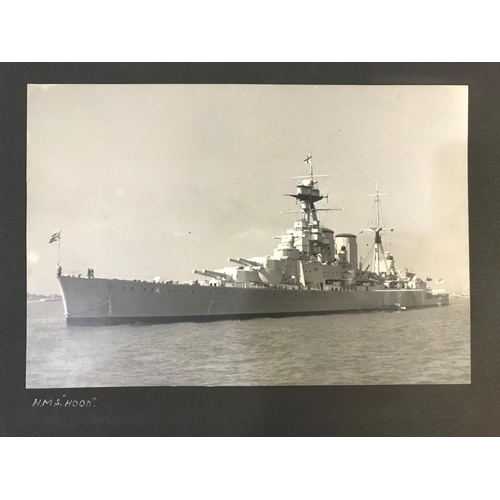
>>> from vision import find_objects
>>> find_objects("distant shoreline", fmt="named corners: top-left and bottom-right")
top-left (27, 293), bottom-right (62, 302)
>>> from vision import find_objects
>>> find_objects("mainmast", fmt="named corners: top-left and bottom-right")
top-left (360, 181), bottom-right (394, 275)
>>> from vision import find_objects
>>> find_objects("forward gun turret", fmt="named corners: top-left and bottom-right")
top-left (192, 269), bottom-right (230, 280)
top-left (228, 257), bottom-right (261, 268)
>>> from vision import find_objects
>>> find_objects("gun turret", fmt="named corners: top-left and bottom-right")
top-left (227, 257), bottom-right (261, 268)
top-left (238, 257), bottom-right (261, 267)
top-left (192, 269), bottom-right (229, 280)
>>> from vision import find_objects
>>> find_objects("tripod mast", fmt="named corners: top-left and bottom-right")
top-left (360, 181), bottom-right (394, 275)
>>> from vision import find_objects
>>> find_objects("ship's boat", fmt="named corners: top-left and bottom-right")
top-left (56, 155), bottom-right (449, 326)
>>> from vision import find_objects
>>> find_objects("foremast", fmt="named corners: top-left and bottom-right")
top-left (281, 153), bottom-right (343, 261)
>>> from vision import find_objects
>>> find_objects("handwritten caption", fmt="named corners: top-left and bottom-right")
top-left (32, 395), bottom-right (97, 408)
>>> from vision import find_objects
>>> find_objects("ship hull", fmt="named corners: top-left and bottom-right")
top-left (57, 276), bottom-right (449, 326)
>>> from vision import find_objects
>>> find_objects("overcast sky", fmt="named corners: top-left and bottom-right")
top-left (27, 84), bottom-right (468, 294)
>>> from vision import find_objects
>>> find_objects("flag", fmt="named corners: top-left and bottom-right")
top-left (49, 231), bottom-right (61, 243)
top-left (426, 277), bottom-right (432, 281)
top-left (436, 278), bottom-right (444, 284)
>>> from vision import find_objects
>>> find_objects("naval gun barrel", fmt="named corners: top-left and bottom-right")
top-left (227, 257), bottom-right (261, 267)
top-left (192, 269), bottom-right (229, 279)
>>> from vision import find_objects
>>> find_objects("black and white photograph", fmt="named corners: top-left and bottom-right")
top-left (2, 0), bottom-right (500, 490)
top-left (26, 83), bottom-right (470, 388)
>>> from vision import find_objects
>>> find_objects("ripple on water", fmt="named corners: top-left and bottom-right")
top-left (26, 298), bottom-right (471, 387)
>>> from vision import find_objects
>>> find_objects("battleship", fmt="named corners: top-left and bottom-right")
top-left (56, 154), bottom-right (449, 326)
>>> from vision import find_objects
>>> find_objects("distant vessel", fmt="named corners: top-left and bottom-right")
top-left (57, 154), bottom-right (449, 326)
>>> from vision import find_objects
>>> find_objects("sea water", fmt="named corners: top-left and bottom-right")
top-left (26, 297), bottom-right (470, 388)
